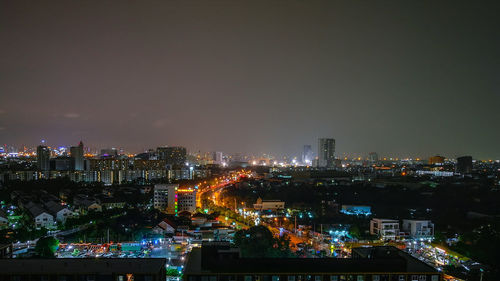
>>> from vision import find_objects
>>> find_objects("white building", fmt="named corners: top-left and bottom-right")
top-left (153, 218), bottom-right (176, 235)
top-left (253, 198), bottom-right (285, 212)
top-left (43, 201), bottom-right (74, 223)
top-left (26, 203), bottom-right (55, 229)
top-left (402, 219), bottom-right (434, 239)
top-left (370, 218), bottom-right (400, 240)
top-left (154, 184), bottom-right (178, 214)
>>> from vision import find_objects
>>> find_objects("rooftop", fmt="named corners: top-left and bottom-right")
top-left (185, 244), bottom-right (438, 275)
top-left (0, 258), bottom-right (166, 274)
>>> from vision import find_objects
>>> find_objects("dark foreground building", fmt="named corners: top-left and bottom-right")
top-left (0, 258), bottom-right (166, 281)
top-left (184, 243), bottom-right (442, 281)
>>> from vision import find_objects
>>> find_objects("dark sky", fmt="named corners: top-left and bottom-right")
top-left (1, 1), bottom-right (499, 159)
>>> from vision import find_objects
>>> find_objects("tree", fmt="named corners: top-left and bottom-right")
top-left (35, 236), bottom-right (59, 258)
top-left (233, 226), bottom-right (294, 258)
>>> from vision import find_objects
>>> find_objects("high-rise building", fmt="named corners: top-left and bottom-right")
top-left (213, 151), bottom-right (224, 165)
top-left (70, 141), bottom-right (84, 171)
top-left (157, 146), bottom-right (187, 166)
top-left (36, 145), bottom-right (51, 171)
top-left (50, 157), bottom-right (73, 171)
top-left (456, 156), bottom-right (473, 174)
top-left (318, 138), bottom-right (335, 168)
top-left (301, 145), bottom-right (313, 165)
top-left (100, 148), bottom-right (118, 158)
top-left (369, 152), bottom-right (379, 163)
top-left (154, 184), bottom-right (178, 214)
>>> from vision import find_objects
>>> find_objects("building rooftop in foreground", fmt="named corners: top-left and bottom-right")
top-left (185, 243), bottom-right (441, 280)
top-left (0, 258), bottom-right (166, 278)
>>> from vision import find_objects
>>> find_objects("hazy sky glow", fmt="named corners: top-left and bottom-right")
top-left (1, 1), bottom-right (499, 159)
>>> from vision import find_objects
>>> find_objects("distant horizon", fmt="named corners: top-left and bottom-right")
top-left (1, 139), bottom-right (496, 161)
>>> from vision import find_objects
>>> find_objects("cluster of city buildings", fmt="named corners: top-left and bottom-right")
top-left (370, 218), bottom-right (435, 241)
top-left (0, 142), bottom-right (216, 185)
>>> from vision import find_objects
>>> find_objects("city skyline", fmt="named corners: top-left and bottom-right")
top-left (1, 1), bottom-right (499, 159)
top-left (0, 139), bottom-right (497, 161)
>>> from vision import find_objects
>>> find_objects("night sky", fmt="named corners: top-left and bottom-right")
top-left (1, 1), bottom-right (499, 159)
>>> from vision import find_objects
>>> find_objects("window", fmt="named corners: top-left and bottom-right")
top-left (372, 276), bottom-right (380, 281)
top-left (315, 276), bottom-right (322, 281)
top-left (418, 276), bottom-right (426, 281)
top-left (330, 276), bottom-right (338, 281)
top-left (357, 276), bottom-right (364, 281)
top-left (399, 276), bottom-right (405, 281)
top-left (431, 276), bottom-right (438, 281)
top-left (272, 276), bottom-right (280, 281)
top-left (246, 276), bottom-right (253, 281)
top-left (288, 277), bottom-right (295, 281)
top-left (411, 276), bottom-right (418, 281)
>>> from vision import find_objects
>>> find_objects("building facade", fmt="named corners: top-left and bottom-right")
top-left (401, 219), bottom-right (434, 239)
top-left (318, 138), bottom-right (335, 168)
top-left (153, 184), bottom-right (178, 214)
top-left (157, 146), bottom-right (187, 166)
top-left (370, 218), bottom-right (400, 240)
top-left (36, 145), bottom-right (51, 171)
top-left (70, 141), bottom-right (85, 171)
top-left (184, 243), bottom-right (442, 281)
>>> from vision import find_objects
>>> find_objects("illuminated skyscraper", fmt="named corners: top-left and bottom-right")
top-left (36, 145), bottom-right (51, 171)
top-left (70, 141), bottom-right (84, 171)
top-left (318, 138), bottom-right (335, 168)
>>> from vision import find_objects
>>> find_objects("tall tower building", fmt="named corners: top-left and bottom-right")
top-left (37, 145), bottom-right (51, 171)
top-left (302, 145), bottom-right (313, 165)
top-left (369, 152), bottom-right (379, 163)
top-left (456, 156), bottom-right (473, 174)
top-left (213, 151), bottom-right (224, 165)
top-left (318, 138), bottom-right (335, 168)
top-left (70, 141), bottom-right (84, 171)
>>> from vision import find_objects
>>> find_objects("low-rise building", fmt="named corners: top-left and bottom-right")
top-left (43, 201), bottom-right (74, 223)
top-left (401, 219), bottom-right (434, 239)
top-left (370, 218), bottom-right (400, 240)
top-left (184, 243), bottom-right (442, 281)
top-left (153, 218), bottom-right (177, 235)
top-left (253, 198), bottom-right (285, 212)
top-left (25, 202), bottom-right (55, 229)
top-left (0, 258), bottom-right (166, 280)
top-left (97, 196), bottom-right (126, 209)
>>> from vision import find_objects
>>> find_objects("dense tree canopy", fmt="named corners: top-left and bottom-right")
top-left (233, 226), bottom-right (294, 258)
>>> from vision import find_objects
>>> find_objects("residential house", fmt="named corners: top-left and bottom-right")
top-left (153, 218), bottom-right (176, 235)
top-left (25, 202), bottom-right (54, 229)
top-left (43, 201), bottom-right (74, 223)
